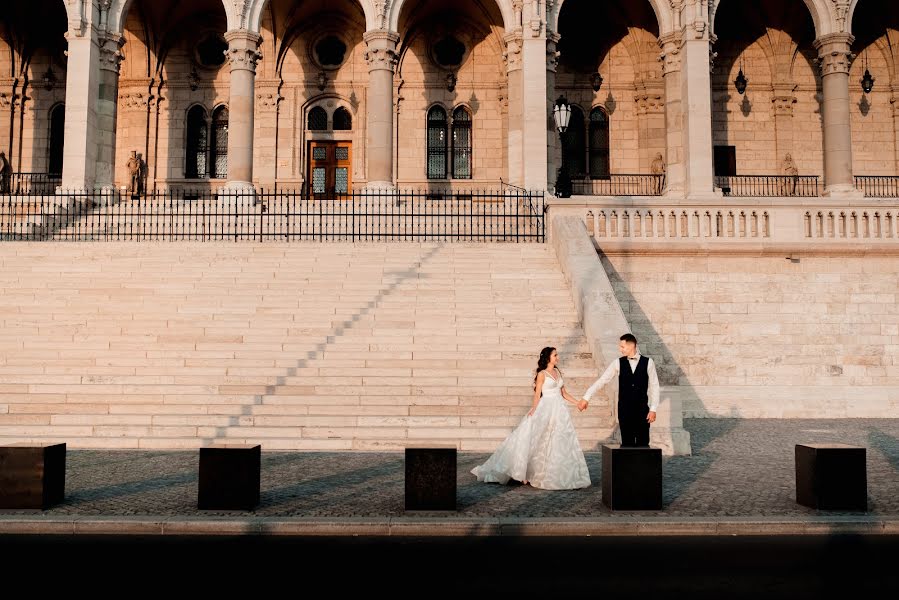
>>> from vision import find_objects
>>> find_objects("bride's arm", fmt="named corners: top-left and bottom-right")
top-left (560, 386), bottom-right (579, 405)
top-left (527, 372), bottom-right (545, 416)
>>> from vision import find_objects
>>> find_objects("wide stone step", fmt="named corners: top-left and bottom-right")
top-left (0, 242), bottom-right (612, 448)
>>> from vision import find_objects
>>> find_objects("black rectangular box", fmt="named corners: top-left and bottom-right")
top-left (198, 444), bottom-right (261, 510)
top-left (602, 444), bottom-right (662, 511)
top-left (405, 447), bottom-right (456, 511)
top-left (795, 443), bottom-right (867, 511)
top-left (0, 443), bottom-right (66, 510)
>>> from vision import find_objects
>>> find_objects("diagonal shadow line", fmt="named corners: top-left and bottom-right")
top-left (867, 427), bottom-right (899, 473)
top-left (65, 471), bottom-right (197, 503)
top-left (203, 244), bottom-right (445, 444)
top-left (260, 458), bottom-right (406, 509)
top-left (598, 251), bottom-right (740, 498)
top-left (9, 193), bottom-right (114, 240)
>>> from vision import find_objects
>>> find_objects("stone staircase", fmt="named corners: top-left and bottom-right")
top-left (0, 243), bottom-right (613, 450)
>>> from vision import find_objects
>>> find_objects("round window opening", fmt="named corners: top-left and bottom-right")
top-left (315, 35), bottom-right (348, 68)
top-left (433, 36), bottom-right (465, 68)
top-left (196, 34), bottom-right (227, 68)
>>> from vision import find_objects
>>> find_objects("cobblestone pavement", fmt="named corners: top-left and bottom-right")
top-left (4, 419), bottom-right (898, 519)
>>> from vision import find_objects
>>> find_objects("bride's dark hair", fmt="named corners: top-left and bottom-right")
top-left (534, 347), bottom-right (558, 390)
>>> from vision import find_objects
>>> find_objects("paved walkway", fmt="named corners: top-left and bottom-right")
top-left (2, 419), bottom-right (898, 536)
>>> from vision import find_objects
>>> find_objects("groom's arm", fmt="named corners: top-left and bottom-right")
top-left (583, 360), bottom-right (618, 402)
top-left (647, 357), bottom-right (660, 413)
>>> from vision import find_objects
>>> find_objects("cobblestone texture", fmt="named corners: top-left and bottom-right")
top-left (3, 420), bottom-right (897, 518)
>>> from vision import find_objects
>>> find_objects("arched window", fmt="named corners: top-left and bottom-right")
top-left (333, 107), bottom-right (352, 130)
top-left (185, 106), bottom-right (209, 179)
top-left (427, 106), bottom-right (448, 179)
top-left (308, 106), bottom-right (328, 131)
top-left (48, 103), bottom-right (65, 176)
top-left (451, 106), bottom-right (472, 179)
top-left (211, 106), bottom-right (229, 179)
top-left (589, 107), bottom-right (610, 179)
top-left (566, 106), bottom-right (586, 178)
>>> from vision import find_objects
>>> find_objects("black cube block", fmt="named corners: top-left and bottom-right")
top-left (602, 444), bottom-right (662, 511)
top-left (795, 443), bottom-right (867, 511)
top-left (405, 447), bottom-right (456, 511)
top-left (0, 443), bottom-right (66, 510)
top-left (198, 444), bottom-right (261, 510)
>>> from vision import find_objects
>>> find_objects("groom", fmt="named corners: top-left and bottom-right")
top-left (578, 333), bottom-right (659, 447)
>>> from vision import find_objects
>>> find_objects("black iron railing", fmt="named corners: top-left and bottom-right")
top-left (855, 176), bottom-right (899, 198)
top-left (715, 175), bottom-right (819, 197)
top-left (570, 174), bottom-right (665, 196)
top-left (2, 172), bottom-right (62, 195)
top-left (0, 189), bottom-right (545, 242)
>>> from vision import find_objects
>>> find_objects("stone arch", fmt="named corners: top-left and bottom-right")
top-left (711, 0), bottom-right (831, 38)
top-left (246, 0), bottom-right (375, 33)
top-left (108, 0), bottom-right (234, 34)
top-left (551, 0), bottom-right (672, 35)
top-left (390, 0), bottom-right (515, 32)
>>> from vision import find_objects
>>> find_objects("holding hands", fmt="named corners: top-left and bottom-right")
top-left (576, 399), bottom-right (589, 412)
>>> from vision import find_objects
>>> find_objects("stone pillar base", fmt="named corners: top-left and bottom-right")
top-left (823, 184), bottom-right (864, 198)
top-left (361, 181), bottom-right (396, 193)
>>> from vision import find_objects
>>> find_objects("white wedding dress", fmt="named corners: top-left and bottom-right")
top-left (471, 370), bottom-right (591, 490)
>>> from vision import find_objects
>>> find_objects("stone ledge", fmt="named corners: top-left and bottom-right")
top-left (1, 515), bottom-right (896, 537)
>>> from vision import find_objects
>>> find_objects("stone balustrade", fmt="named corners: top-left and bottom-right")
top-left (547, 198), bottom-right (899, 248)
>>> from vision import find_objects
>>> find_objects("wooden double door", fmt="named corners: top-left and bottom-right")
top-left (308, 141), bottom-right (352, 195)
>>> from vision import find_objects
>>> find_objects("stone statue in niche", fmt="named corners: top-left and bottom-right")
top-left (650, 153), bottom-right (666, 194)
top-left (782, 153), bottom-right (799, 196)
top-left (127, 150), bottom-right (145, 197)
top-left (0, 151), bottom-right (10, 194)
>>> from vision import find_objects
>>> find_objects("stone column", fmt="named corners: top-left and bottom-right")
top-left (254, 80), bottom-right (283, 188)
top-left (61, 24), bottom-right (102, 192)
top-left (520, 33), bottom-right (549, 191)
top-left (363, 30), bottom-right (399, 190)
top-left (772, 86), bottom-right (797, 170)
top-left (814, 33), bottom-right (857, 195)
top-left (681, 35), bottom-right (716, 197)
top-left (659, 33), bottom-right (685, 195)
top-left (224, 30), bottom-right (262, 191)
top-left (545, 33), bottom-right (560, 191)
top-left (94, 33), bottom-right (124, 191)
top-left (892, 85), bottom-right (899, 175)
top-left (504, 33), bottom-right (524, 188)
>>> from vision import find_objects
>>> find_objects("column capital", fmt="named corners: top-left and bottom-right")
top-left (503, 32), bottom-right (523, 73)
top-left (225, 30), bottom-right (263, 74)
top-left (363, 30), bottom-right (400, 73)
top-left (658, 33), bottom-right (682, 76)
top-left (771, 94), bottom-right (797, 117)
top-left (99, 33), bottom-right (125, 74)
top-left (546, 32), bottom-right (561, 73)
top-left (814, 33), bottom-right (855, 76)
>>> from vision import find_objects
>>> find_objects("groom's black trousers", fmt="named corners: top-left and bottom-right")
top-left (618, 402), bottom-right (650, 447)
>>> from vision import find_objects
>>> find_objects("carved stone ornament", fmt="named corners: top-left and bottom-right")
top-left (503, 33), bottom-right (523, 73)
top-left (99, 34), bottom-right (126, 74)
top-left (365, 46), bottom-right (398, 71)
top-left (658, 35), bottom-right (682, 76)
top-left (119, 91), bottom-right (151, 110)
top-left (772, 95), bottom-right (797, 117)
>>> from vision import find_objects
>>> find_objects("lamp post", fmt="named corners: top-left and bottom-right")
top-left (553, 95), bottom-right (572, 198)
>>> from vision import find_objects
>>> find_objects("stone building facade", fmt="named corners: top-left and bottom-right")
top-left (0, 0), bottom-right (897, 197)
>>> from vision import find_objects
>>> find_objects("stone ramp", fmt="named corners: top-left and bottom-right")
top-left (0, 242), bottom-right (613, 449)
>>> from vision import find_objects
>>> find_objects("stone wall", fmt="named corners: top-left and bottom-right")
top-left (601, 252), bottom-right (899, 418)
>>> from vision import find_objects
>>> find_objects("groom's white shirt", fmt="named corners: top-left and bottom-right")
top-left (583, 353), bottom-right (660, 412)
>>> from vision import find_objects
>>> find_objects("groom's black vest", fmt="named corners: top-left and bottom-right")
top-left (618, 356), bottom-right (649, 409)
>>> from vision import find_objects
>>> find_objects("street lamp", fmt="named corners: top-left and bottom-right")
top-left (553, 95), bottom-right (572, 198)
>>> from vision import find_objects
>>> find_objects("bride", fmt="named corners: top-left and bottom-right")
top-left (471, 347), bottom-right (591, 490)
